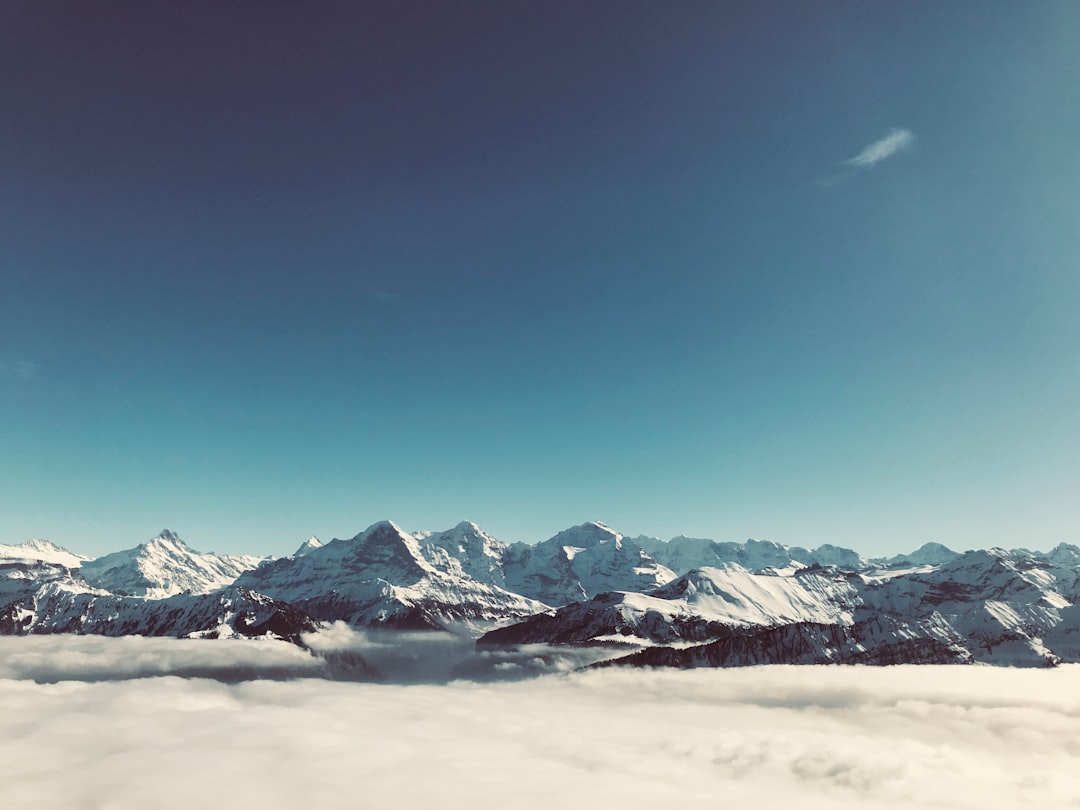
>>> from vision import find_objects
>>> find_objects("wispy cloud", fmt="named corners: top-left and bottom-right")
top-left (819, 128), bottom-right (916, 188)
top-left (846, 128), bottom-right (916, 168)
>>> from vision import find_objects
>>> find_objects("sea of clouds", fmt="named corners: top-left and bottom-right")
top-left (2, 633), bottom-right (1079, 809)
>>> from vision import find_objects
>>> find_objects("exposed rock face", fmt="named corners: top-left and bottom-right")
top-left (481, 547), bottom-right (1080, 668)
top-left (416, 521), bottom-right (509, 588)
top-left (234, 521), bottom-right (545, 630)
top-left (501, 522), bottom-right (676, 605)
top-left (6, 522), bottom-right (1080, 670)
top-left (596, 615), bottom-right (973, 669)
top-left (481, 565), bottom-right (862, 647)
top-left (2, 584), bottom-right (320, 644)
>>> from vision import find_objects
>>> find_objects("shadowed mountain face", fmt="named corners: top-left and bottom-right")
top-left (479, 546), bottom-right (1080, 668)
top-left (4, 525), bottom-right (1080, 668)
top-left (233, 521), bottom-right (545, 630)
top-left (593, 616), bottom-right (974, 669)
top-left (1, 585), bottom-right (320, 645)
top-left (500, 522), bottom-right (676, 605)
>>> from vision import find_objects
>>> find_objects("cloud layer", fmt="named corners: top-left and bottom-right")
top-left (1, 636), bottom-right (1079, 809)
top-left (846, 128), bottom-right (916, 168)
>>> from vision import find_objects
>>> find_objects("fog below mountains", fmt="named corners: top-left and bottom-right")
top-left (2, 636), bottom-right (1079, 809)
top-left (0, 627), bottom-right (616, 684)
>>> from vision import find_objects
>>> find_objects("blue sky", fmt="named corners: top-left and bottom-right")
top-left (2, 2), bottom-right (1078, 557)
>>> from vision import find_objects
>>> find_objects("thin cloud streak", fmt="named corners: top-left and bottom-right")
top-left (845, 128), bottom-right (916, 168)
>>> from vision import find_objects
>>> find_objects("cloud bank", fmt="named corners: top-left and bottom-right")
top-left (846, 128), bottom-right (916, 168)
top-left (1, 635), bottom-right (1078, 810)
top-left (0, 635), bottom-right (325, 682)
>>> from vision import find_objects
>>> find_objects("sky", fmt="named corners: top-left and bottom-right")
top-left (2, 2), bottom-right (1079, 558)
top-left (3, 636), bottom-right (1080, 809)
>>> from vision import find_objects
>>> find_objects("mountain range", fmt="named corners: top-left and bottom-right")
top-left (3, 521), bottom-right (1079, 669)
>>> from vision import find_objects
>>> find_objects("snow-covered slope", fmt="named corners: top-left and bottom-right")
top-left (501, 522), bottom-right (676, 605)
top-left (234, 520), bottom-right (545, 629)
top-left (0, 582), bottom-right (319, 644)
top-left (80, 530), bottom-right (264, 598)
top-left (856, 548), bottom-right (1071, 666)
top-left (292, 537), bottom-right (324, 557)
top-left (637, 535), bottom-right (868, 575)
top-left (480, 564), bottom-right (861, 647)
top-left (416, 521), bottom-right (509, 588)
top-left (1, 540), bottom-right (90, 606)
top-left (483, 545), bottom-right (1080, 667)
top-left (4, 520), bottom-right (1080, 670)
top-left (0, 539), bottom-right (89, 569)
top-left (598, 614), bottom-right (973, 668)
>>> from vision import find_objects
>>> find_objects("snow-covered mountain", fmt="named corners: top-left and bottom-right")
top-left (4, 521), bottom-right (1080, 669)
top-left (1, 539), bottom-right (90, 607)
top-left (500, 521), bottom-right (676, 605)
top-left (80, 530), bottom-right (264, 598)
top-left (596, 614), bottom-right (973, 668)
top-left (482, 545), bottom-right (1080, 667)
top-left (416, 521), bottom-right (509, 588)
top-left (855, 547), bottom-right (1075, 666)
top-left (292, 537), bottom-right (324, 557)
top-left (480, 564), bottom-right (862, 647)
top-left (234, 520), bottom-right (545, 629)
top-left (0, 539), bottom-right (89, 569)
top-left (635, 535), bottom-right (868, 575)
top-left (871, 541), bottom-right (961, 568)
top-left (0, 581), bottom-right (319, 644)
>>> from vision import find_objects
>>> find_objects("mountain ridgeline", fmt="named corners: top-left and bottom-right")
top-left (3, 521), bottom-right (1080, 669)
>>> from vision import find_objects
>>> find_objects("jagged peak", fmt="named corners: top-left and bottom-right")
top-left (350, 520), bottom-right (431, 560)
top-left (148, 529), bottom-right (187, 548)
top-left (292, 536), bottom-right (323, 557)
top-left (351, 519), bottom-right (408, 540)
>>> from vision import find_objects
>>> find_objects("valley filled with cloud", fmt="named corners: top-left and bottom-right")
top-left (2, 636), bottom-right (1078, 809)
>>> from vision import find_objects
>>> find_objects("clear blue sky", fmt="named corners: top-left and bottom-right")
top-left (2, 2), bottom-right (1078, 558)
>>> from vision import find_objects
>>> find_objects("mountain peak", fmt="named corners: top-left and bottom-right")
top-left (0, 538), bottom-right (88, 567)
top-left (79, 531), bottom-right (262, 598)
top-left (353, 519), bottom-right (406, 539)
top-left (293, 536), bottom-right (323, 557)
top-left (558, 521), bottom-right (622, 541)
top-left (150, 529), bottom-right (185, 547)
top-left (24, 538), bottom-right (64, 553)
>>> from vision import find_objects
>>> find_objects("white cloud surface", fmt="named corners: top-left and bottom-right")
top-left (1, 636), bottom-right (1079, 810)
top-left (0, 635), bottom-right (324, 682)
top-left (846, 128), bottom-right (916, 168)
